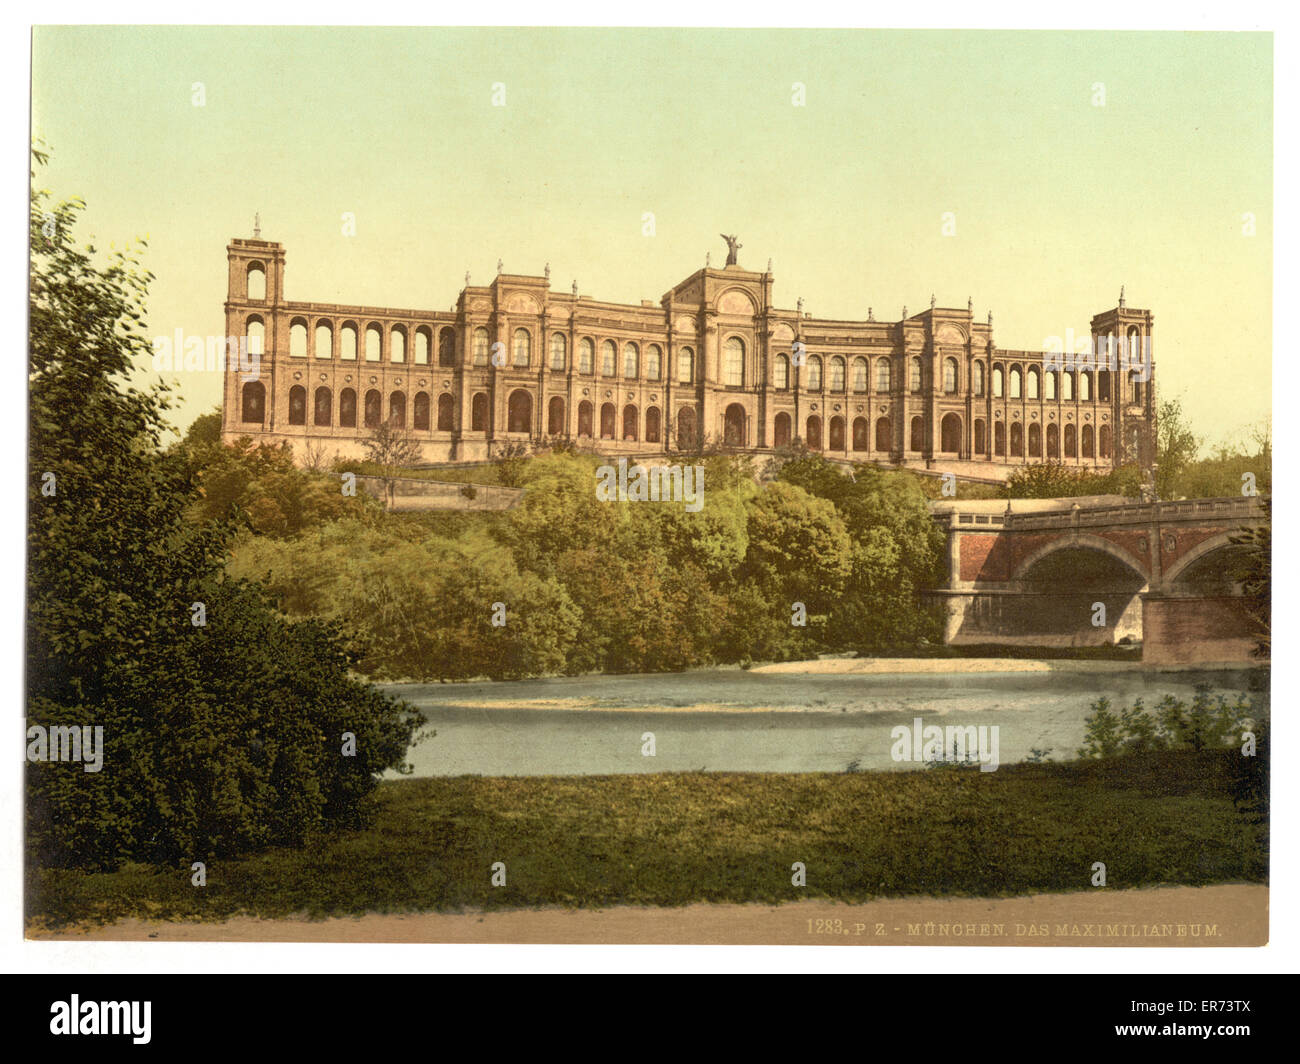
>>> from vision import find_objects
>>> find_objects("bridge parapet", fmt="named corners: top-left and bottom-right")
top-left (1003, 496), bottom-right (1264, 532)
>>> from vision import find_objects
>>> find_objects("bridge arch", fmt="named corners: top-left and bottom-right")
top-left (1162, 532), bottom-right (1254, 592)
top-left (1010, 533), bottom-right (1149, 587)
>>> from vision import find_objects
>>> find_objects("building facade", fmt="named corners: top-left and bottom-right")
top-left (220, 235), bottom-right (1156, 476)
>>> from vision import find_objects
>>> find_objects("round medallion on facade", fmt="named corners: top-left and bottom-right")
top-left (582, 388), bottom-right (589, 397)
top-left (1030, 411), bottom-right (1037, 419)
top-left (1101, 413), bottom-right (1109, 421)
top-left (627, 392), bottom-right (635, 401)
top-left (856, 405), bottom-right (864, 413)
top-left (418, 379), bottom-right (427, 387)
top-left (319, 374), bottom-right (327, 382)
top-left (394, 378), bottom-right (401, 386)
top-left (293, 371), bottom-right (302, 380)
top-left (1048, 412), bottom-right (1055, 420)
top-left (1084, 413), bottom-right (1091, 421)
top-left (604, 390), bottom-right (612, 399)
top-left (442, 381), bottom-right (450, 389)
top-left (1164, 534), bottom-right (1177, 552)
top-left (369, 376), bottom-right (377, 384)
top-left (651, 395), bottom-right (658, 403)
top-left (833, 404), bottom-right (841, 412)
top-left (1012, 411), bottom-right (1019, 419)
top-left (345, 375), bottom-right (352, 383)
top-left (1138, 536), bottom-right (1149, 553)
top-left (1066, 413), bottom-right (1072, 421)
top-left (810, 403), bottom-right (818, 411)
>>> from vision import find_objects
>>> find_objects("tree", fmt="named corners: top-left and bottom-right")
top-left (27, 148), bottom-right (418, 869)
top-left (363, 419), bottom-right (423, 508)
top-left (1155, 397), bottom-right (1200, 499)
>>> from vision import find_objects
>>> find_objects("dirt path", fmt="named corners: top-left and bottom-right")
top-left (29, 884), bottom-right (1266, 946)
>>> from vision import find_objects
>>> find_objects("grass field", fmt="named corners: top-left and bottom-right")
top-left (26, 750), bottom-right (1263, 928)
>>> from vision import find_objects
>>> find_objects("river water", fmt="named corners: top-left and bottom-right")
top-left (380, 666), bottom-right (1267, 778)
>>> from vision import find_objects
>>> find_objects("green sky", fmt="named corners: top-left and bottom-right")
top-left (32, 26), bottom-right (1272, 448)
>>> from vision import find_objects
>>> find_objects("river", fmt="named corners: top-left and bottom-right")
top-left (379, 666), bottom-right (1267, 778)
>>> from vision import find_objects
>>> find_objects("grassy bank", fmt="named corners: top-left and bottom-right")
top-left (27, 751), bottom-right (1263, 928)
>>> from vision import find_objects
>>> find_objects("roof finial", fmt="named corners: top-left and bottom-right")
top-left (988, 310), bottom-right (993, 327)
top-left (572, 279), bottom-right (578, 298)
top-left (968, 296), bottom-right (973, 314)
top-left (705, 251), bottom-right (711, 268)
top-left (1119, 284), bottom-right (1126, 309)
top-left (902, 305), bottom-right (908, 319)
top-left (767, 257), bottom-right (773, 273)
top-left (465, 270), bottom-right (471, 287)
top-left (868, 307), bottom-right (874, 322)
top-left (253, 212), bottom-right (261, 239)
top-left (544, 262), bottom-right (551, 281)
top-left (497, 258), bottom-right (503, 276)
top-left (930, 293), bottom-right (936, 310)
top-left (797, 296), bottom-right (804, 315)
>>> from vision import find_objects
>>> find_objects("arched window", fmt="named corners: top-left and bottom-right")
top-left (339, 388), bottom-right (356, 428)
top-left (436, 393), bottom-right (454, 431)
top-left (245, 317), bottom-right (264, 357)
top-left (973, 418), bottom-right (986, 454)
top-left (806, 415), bottom-right (822, 451)
top-left (1065, 423), bottom-right (1077, 457)
top-left (577, 400), bottom-right (593, 437)
top-left (579, 338), bottom-right (594, 374)
top-left (1098, 370), bottom-right (1111, 401)
top-left (549, 396), bottom-right (565, 435)
top-left (876, 359), bottom-right (892, 391)
top-left (774, 354), bottom-right (789, 389)
top-left (1131, 376), bottom-right (1143, 404)
top-left (290, 319), bottom-right (309, 357)
top-left (365, 390), bottom-right (382, 428)
top-left (829, 357), bottom-right (846, 392)
top-left (624, 342), bottom-right (639, 379)
top-left (601, 340), bottom-right (616, 376)
top-left (1080, 371), bottom-right (1092, 401)
top-left (623, 404), bottom-right (639, 441)
top-left (723, 337), bottom-right (745, 387)
top-left (340, 322), bottom-right (357, 361)
top-left (678, 347), bottom-right (694, 384)
top-left (774, 412), bottom-right (792, 447)
top-left (241, 380), bottom-right (265, 423)
top-left (676, 407), bottom-right (697, 449)
top-left (314, 386), bottom-right (332, 427)
top-left (246, 263), bottom-right (265, 300)
top-left (1099, 424), bottom-right (1112, 458)
top-left (1047, 423), bottom-right (1060, 457)
top-left (1063, 371), bottom-right (1075, 401)
top-left (389, 391), bottom-right (406, 428)
top-left (315, 321), bottom-right (333, 360)
top-left (828, 416), bottom-right (845, 450)
top-left (994, 421), bottom-right (1006, 456)
top-left (806, 355), bottom-right (823, 391)
top-left (973, 360), bottom-right (985, 397)
top-left (288, 385), bottom-right (306, 426)
top-left (512, 328), bottom-right (531, 368)
top-left (508, 390), bottom-right (532, 433)
top-left (943, 357), bottom-right (958, 394)
top-left (910, 416), bottom-right (924, 452)
top-left (852, 417), bottom-right (869, 451)
top-left (414, 327), bottom-right (430, 365)
top-left (550, 333), bottom-right (567, 371)
top-left (1028, 422), bottom-right (1042, 457)
top-left (438, 327), bottom-right (456, 367)
top-left (852, 358), bottom-right (868, 393)
top-left (646, 344), bottom-right (662, 381)
top-left (875, 417), bottom-right (892, 452)
top-left (413, 392), bottom-right (431, 431)
top-left (1010, 422), bottom-right (1023, 457)
top-left (600, 402), bottom-right (616, 439)
top-left (1082, 424), bottom-right (1095, 458)
top-left (365, 324), bottom-right (382, 362)
top-left (1027, 367), bottom-right (1040, 400)
top-left (473, 328), bottom-right (490, 366)
top-left (471, 392), bottom-right (488, 431)
top-left (1046, 370), bottom-right (1057, 401)
top-left (993, 366), bottom-right (1004, 398)
top-left (1009, 366), bottom-right (1022, 399)
top-left (941, 413), bottom-right (962, 453)
top-left (390, 326), bottom-right (406, 363)
top-left (909, 357), bottom-right (923, 392)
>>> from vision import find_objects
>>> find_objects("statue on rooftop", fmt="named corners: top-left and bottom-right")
top-left (720, 233), bottom-right (742, 266)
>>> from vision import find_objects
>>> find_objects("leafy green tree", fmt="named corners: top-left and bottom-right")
top-left (27, 150), bottom-right (418, 869)
top-left (1155, 397), bottom-right (1200, 499)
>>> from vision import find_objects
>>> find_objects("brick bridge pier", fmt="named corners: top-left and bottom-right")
top-left (927, 496), bottom-right (1266, 665)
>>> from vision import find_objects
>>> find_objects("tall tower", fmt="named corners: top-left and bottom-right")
top-left (222, 232), bottom-right (285, 439)
top-left (1091, 293), bottom-right (1155, 473)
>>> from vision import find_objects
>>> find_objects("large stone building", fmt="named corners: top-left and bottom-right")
top-left (220, 234), bottom-right (1156, 477)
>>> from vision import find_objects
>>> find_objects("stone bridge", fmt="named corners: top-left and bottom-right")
top-left (927, 495), bottom-right (1266, 664)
